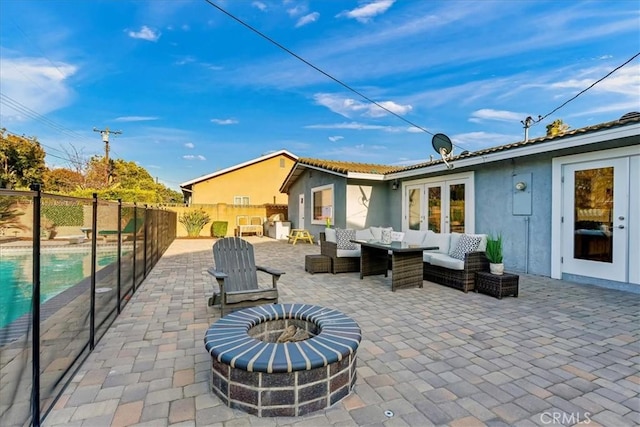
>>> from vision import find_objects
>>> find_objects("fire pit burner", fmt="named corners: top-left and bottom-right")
top-left (204, 304), bottom-right (361, 417)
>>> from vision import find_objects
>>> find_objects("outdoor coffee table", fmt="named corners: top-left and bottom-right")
top-left (353, 240), bottom-right (438, 291)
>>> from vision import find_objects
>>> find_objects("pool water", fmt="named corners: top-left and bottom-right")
top-left (0, 250), bottom-right (123, 329)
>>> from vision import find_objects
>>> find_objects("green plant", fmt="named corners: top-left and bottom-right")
top-left (210, 221), bottom-right (228, 238)
top-left (179, 209), bottom-right (211, 237)
top-left (485, 234), bottom-right (503, 264)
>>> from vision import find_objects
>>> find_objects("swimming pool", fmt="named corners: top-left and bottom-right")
top-left (0, 249), bottom-right (125, 329)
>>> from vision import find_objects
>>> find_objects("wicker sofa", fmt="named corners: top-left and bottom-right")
top-left (421, 231), bottom-right (489, 293)
top-left (320, 227), bottom-right (489, 292)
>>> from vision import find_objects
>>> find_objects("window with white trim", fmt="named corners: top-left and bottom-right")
top-left (311, 184), bottom-right (334, 225)
top-left (234, 196), bottom-right (250, 205)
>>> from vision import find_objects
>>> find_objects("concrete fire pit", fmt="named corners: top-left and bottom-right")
top-left (204, 303), bottom-right (361, 417)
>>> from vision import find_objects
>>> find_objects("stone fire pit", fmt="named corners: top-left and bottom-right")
top-left (204, 304), bottom-right (361, 417)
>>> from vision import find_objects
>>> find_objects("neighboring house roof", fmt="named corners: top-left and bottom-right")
top-left (279, 158), bottom-right (403, 193)
top-left (180, 149), bottom-right (298, 189)
top-left (279, 114), bottom-right (640, 193)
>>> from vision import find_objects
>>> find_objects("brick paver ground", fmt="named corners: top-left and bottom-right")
top-left (42, 238), bottom-right (639, 427)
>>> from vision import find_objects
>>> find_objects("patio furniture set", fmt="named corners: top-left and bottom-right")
top-left (305, 226), bottom-right (519, 298)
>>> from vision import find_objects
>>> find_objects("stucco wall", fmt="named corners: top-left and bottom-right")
top-left (191, 154), bottom-right (295, 205)
top-left (346, 180), bottom-right (392, 229)
top-left (286, 170), bottom-right (347, 239)
top-left (473, 156), bottom-right (552, 276)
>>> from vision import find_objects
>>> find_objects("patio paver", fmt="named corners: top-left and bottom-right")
top-left (40, 238), bottom-right (639, 427)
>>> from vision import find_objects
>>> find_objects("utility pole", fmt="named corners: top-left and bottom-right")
top-left (93, 127), bottom-right (122, 184)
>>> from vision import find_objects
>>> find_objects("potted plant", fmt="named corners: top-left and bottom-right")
top-left (485, 234), bottom-right (504, 275)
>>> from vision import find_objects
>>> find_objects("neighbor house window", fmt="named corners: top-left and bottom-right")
top-left (311, 184), bottom-right (333, 225)
top-left (234, 196), bottom-right (250, 205)
top-left (280, 158), bottom-right (285, 168)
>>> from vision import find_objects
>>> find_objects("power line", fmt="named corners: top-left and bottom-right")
top-left (201, 0), bottom-right (439, 138)
top-left (532, 51), bottom-right (640, 126)
top-left (0, 92), bottom-right (91, 143)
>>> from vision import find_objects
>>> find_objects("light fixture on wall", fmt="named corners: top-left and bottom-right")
top-left (392, 179), bottom-right (399, 190)
top-left (515, 181), bottom-right (527, 191)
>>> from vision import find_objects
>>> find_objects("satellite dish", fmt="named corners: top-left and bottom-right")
top-left (431, 133), bottom-right (454, 169)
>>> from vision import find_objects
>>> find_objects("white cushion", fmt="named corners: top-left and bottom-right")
top-left (355, 228), bottom-right (374, 241)
top-left (449, 233), bottom-right (463, 255)
top-left (370, 226), bottom-right (392, 241)
top-left (450, 234), bottom-right (482, 260)
top-left (390, 231), bottom-right (405, 242)
top-left (425, 232), bottom-right (450, 254)
top-left (336, 228), bottom-right (357, 250)
top-left (369, 226), bottom-right (382, 240)
top-left (336, 248), bottom-right (360, 257)
top-left (403, 230), bottom-right (426, 246)
top-left (325, 227), bottom-right (336, 243)
top-left (429, 253), bottom-right (465, 270)
top-left (423, 252), bottom-right (434, 263)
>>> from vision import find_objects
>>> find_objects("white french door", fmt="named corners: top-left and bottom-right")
top-left (561, 158), bottom-right (629, 282)
top-left (403, 173), bottom-right (475, 233)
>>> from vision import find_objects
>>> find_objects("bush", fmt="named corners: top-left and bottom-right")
top-left (178, 209), bottom-right (211, 237)
top-left (210, 221), bottom-right (228, 238)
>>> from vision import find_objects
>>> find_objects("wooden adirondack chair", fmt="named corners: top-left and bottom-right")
top-left (207, 237), bottom-right (283, 316)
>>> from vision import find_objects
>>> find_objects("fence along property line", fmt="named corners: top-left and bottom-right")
top-left (0, 187), bottom-right (177, 427)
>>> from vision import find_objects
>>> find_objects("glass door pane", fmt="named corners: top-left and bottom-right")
top-left (407, 187), bottom-right (422, 230)
top-left (573, 167), bottom-right (613, 262)
top-left (449, 183), bottom-right (465, 233)
top-left (427, 186), bottom-right (442, 232)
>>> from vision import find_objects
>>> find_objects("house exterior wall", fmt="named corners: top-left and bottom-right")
top-left (346, 180), bottom-right (391, 229)
top-left (190, 154), bottom-right (296, 205)
top-left (286, 170), bottom-right (347, 237)
top-left (473, 155), bottom-right (552, 276)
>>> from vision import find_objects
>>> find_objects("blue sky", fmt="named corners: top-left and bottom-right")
top-left (1, 0), bottom-right (638, 190)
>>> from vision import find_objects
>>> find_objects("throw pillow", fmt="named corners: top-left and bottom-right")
top-left (336, 228), bottom-right (357, 250)
top-left (381, 228), bottom-right (392, 244)
top-left (390, 231), bottom-right (405, 242)
top-left (450, 234), bottom-right (482, 260)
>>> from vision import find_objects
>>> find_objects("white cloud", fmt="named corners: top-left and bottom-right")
top-left (0, 57), bottom-right (76, 121)
top-left (210, 118), bottom-right (238, 125)
top-left (127, 26), bottom-right (160, 42)
top-left (183, 154), bottom-right (207, 161)
top-left (175, 56), bottom-right (196, 66)
top-left (252, 1), bottom-right (267, 11)
top-left (328, 136), bottom-right (344, 142)
top-left (313, 93), bottom-right (411, 118)
top-left (184, 142), bottom-right (194, 148)
top-left (337, 0), bottom-right (395, 23)
top-left (296, 12), bottom-right (320, 28)
top-left (287, 5), bottom-right (307, 17)
top-left (469, 109), bottom-right (525, 123)
top-left (114, 116), bottom-right (159, 122)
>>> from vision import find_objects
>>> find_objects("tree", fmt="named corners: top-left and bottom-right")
top-left (546, 119), bottom-right (570, 137)
top-left (43, 168), bottom-right (85, 193)
top-left (0, 129), bottom-right (46, 189)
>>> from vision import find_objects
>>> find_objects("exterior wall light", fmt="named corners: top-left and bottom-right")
top-left (392, 180), bottom-right (399, 190)
top-left (515, 181), bottom-right (527, 191)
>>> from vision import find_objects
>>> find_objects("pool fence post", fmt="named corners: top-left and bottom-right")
top-left (90, 192), bottom-right (98, 350)
top-left (132, 203), bottom-right (137, 293)
top-left (30, 183), bottom-right (42, 427)
top-left (143, 205), bottom-right (148, 278)
top-left (117, 199), bottom-right (122, 314)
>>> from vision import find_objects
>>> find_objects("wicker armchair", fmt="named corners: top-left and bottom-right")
top-left (422, 251), bottom-right (489, 293)
top-left (319, 232), bottom-right (360, 274)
